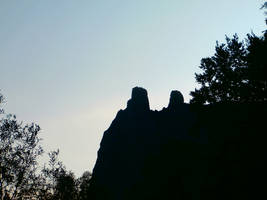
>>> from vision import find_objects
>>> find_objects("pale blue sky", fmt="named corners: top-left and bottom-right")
top-left (0, 0), bottom-right (266, 176)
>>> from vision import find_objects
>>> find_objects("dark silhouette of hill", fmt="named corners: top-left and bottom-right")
top-left (88, 87), bottom-right (267, 200)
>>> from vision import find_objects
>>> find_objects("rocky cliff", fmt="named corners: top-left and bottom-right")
top-left (88, 87), bottom-right (267, 200)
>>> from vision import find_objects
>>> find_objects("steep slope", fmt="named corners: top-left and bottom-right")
top-left (88, 87), bottom-right (267, 200)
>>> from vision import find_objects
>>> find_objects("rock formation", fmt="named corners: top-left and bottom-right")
top-left (168, 90), bottom-right (184, 110)
top-left (127, 86), bottom-right (150, 112)
top-left (88, 87), bottom-right (267, 200)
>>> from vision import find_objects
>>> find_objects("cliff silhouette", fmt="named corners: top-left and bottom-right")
top-left (88, 87), bottom-right (267, 200)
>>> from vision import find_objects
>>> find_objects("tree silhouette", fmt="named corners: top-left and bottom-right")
top-left (77, 171), bottom-right (92, 200)
top-left (246, 33), bottom-right (267, 102)
top-left (0, 92), bottom-right (92, 199)
top-left (54, 171), bottom-right (78, 200)
top-left (0, 114), bottom-right (43, 199)
top-left (38, 150), bottom-right (66, 199)
top-left (40, 150), bottom-right (86, 200)
top-left (190, 33), bottom-right (267, 104)
top-left (190, 34), bottom-right (247, 104)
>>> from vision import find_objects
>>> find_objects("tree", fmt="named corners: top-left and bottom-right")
top-left (190, 34), bottom-right (247, 104)
top-left (190, 33), bottom-right (267, 104)
top-left (0, 113), bottom-right (43, 199)
top-left (245, 32), bottom-right (267, 102)
top-left (36, 150), bottom-right (65, 200)
top-left (77, 171), bottom-right (92, 200)
top-left (0, 92), bottom-right (92, 199)
top-left (190, 2), bottom-right (267, 104)
top-left (54, 171), bottom-right (78, 200)
top-left (40, 150), bottom-right (80, 200)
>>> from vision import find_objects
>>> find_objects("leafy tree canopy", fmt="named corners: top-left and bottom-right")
top-left (0, 114), bottom-right (43, 199)
top-left (0, 94), bottom-right (92, 200)
top-left (190, 32), bottom-right (267, 104)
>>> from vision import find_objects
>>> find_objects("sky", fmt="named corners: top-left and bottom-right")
top-left (0, 0), bottom-right (266, 177)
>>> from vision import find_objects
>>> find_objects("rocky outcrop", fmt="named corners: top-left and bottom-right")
top-left (127, 87), bottom-right (150, 112)
top-left (168, 90), bottom-right (184, 110)
top-left (88, 87), bottom-right (267, 200)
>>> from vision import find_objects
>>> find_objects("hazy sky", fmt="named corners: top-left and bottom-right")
top-left (0, 0), bottom-right (266, 176)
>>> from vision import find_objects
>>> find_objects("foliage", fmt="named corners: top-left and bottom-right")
top-left (190, 33), bottom-right (267, 104)
top-left (245, 33), bottom-right (267, 102)
top-left (55, 172), bottom-right (78, 200)
top-left (40, 150), bottom-right (78, 200)
top-left (77, 171), bottom-right (92, 200)
top-left (0, 94), bottom-right (92, 200)
top-left (0, 114), bottom-right (43, 199)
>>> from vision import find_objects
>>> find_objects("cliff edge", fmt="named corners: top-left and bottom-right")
top-left (88, 87), bottom-right (267, 200)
